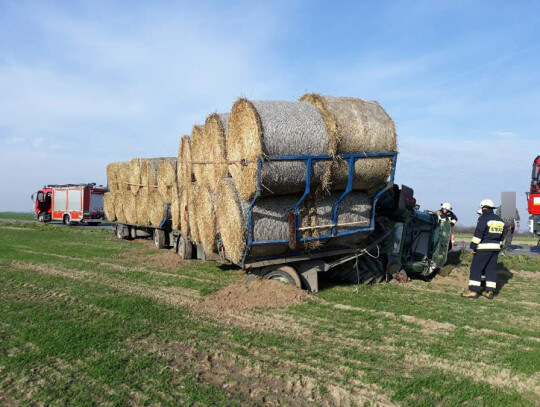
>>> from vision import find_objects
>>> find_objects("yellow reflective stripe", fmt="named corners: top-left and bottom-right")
top-left (486, 281), bottom-right (497, 288)
top-left (477, 243), bottom-right (501, 250)
top-left (469, 280), bottom-right (481, 286)
top-left (471, 237), bottom-right (481, 244)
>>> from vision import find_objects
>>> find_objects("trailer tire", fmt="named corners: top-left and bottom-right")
top-left (262, 266), bottom-right (302, 288)
top-left (176, 235), bottom-right (193, 259)
top-left (115, 224), bottom-right (128, 240)
top-left (154, 230), bottom-right (166, 249)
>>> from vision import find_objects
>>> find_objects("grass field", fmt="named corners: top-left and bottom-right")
top-left (1, 221), bottom-right (539, 406)
top-left (0, 212), bottom-right (34, 221)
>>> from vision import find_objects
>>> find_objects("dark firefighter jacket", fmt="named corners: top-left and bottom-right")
top-left (440, 210), bottom-right (458, 226)
top-left (470, 209), bottom-right (505, 251)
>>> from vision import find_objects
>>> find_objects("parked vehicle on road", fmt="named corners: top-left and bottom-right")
top-left (32, 183), bottom-right (107, 225)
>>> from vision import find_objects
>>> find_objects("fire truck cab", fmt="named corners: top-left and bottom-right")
top-left (527, 155), bottom-right (540, 243)
top-left (32, 183), bottom-right (108, 225)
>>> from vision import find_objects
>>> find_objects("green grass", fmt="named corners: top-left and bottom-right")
top-left (0, 211), bottom-right (34, 220)
top-left (1, 222), bottom-right (539, 406)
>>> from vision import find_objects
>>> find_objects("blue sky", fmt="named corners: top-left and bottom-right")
top-left (1, 0), bottom-right (539, 226)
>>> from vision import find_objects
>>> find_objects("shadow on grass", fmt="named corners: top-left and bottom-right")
top-left (495, 265), bottom-right (513, 295)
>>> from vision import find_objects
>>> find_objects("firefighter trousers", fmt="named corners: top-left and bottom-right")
top-left (469, 251), bottom-right (498, 292)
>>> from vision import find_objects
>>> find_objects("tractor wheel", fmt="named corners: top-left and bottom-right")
top-left (154, 229), bottom-right (166, 249)
top-left (262, 265), bottom-right (302, 288)
top-left (176, 235), bottom-right (193, 259)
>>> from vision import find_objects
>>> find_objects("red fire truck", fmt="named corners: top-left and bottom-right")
top-left (31, 183), bottom-right (108, 225)
top-left (527, 155), bottom-right (540, 245)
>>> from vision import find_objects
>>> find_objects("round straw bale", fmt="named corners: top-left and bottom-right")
top-left (170, 184), bottom-right (182, 230)
top-left (177, 136), bottom-right (192, 189)
top-left (136, 189), bottom-right (149, 225)
top-left (103, 192), bottom-right (116, 221)
top-left (116, 162), bottom-right (130, 192)
top-left (190, 125), bottom-right (208, 185)
top-left (129, 158), bottom-right (145, 194)
top-left (123, 191), bottom-right (138, 224)
top-left (300, 94), bottom-right (397, 190)
top-left (106, 163), bottom-right (119, 193)
top-left (157, 158), bottom-right (178, 202)
top-left (204, 113), bottom-right (230, 191)
top-left (114, 192), bottom-right (127, 223)
top-left (148, 189), bottom-right (167, 227)
top-left (180, 185), bottom-right (190, 235)
top-left (227, 99), bottom-right (329, 200)
top-left (195, 185), bottom-right (217, 253)
top-left (216, 179), bottom-right (311, 263)
top-left (187, 183), bottom-right (201, 244)
top-left (140, 158), bottom-right (169, 189)
top-left (311, 191), bottom-right (372, 247)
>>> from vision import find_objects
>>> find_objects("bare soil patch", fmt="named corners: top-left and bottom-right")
top-left (198, 279), bottom-right (309, 312)
top-left (430, 266), bottom-right (470, 288)
top-left (117, 241), bottom-right (187, 269)
top-left (128, 335), bottom-right (397, 407)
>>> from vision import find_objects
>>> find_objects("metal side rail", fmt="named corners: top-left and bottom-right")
top-left (240, 151), bottom-right (397, 266)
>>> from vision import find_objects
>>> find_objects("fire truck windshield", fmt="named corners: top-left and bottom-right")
top-left (533, 161), bottom-right (540, 191)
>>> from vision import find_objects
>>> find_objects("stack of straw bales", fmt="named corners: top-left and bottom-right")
top-left (105, 93), bottom-right (397, 264)
top-left (105, 158), bottom-right (176, 227)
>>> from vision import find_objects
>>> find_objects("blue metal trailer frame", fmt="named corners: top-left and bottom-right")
top-left (240, 151), bottom-right (397, 267)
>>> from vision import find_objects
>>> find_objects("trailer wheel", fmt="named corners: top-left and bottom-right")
top-left (176, 235), bottom-right (193, 259)
top-left (115, 224), bottom-right (127, 239)
top-left (154, 230), bottom-right (166, 249)
top-left (262, 266), bottom-right (302, 288)
top-left (63, 214), bottom-right (72, 226)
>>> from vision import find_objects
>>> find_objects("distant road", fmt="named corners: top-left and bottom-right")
top-left (453, 241), bottom-right (539, 257)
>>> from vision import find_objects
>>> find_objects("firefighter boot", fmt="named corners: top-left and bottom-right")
top-left (461, 290), bottom-right (479, 299)
top-left (481, 291), bottom-right (494, 300)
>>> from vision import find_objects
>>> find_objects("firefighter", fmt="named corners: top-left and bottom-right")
top-left (495, 206), bottom-right (520, 248)
top-left (438, 202), bottom-right (458, 226)
top-left (461, 199), bottom-right (505, 300)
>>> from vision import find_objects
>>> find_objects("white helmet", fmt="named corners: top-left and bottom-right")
top-left (479, 199), bottom-right (495, 209)
top-left (441, 202), bottom-right (452, 210)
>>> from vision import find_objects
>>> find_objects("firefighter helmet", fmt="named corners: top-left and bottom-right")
top-left (479, 199), bottom-right (495, 209)
top-left (441, 202), bottom-right (452, 210)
